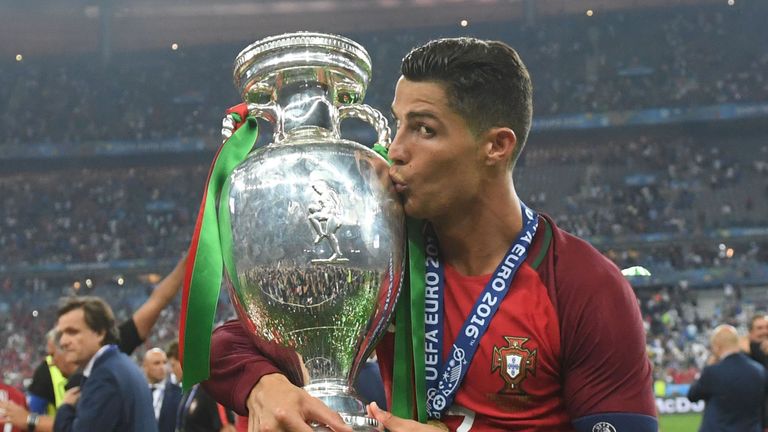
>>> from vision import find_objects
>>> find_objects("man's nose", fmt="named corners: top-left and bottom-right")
top-left (387, 132), bottom-right (407, 165)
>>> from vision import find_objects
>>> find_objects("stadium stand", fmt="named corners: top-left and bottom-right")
top-left (1, 4), bottom-right (767, 426)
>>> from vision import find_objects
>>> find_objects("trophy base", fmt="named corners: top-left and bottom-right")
top-left (307, 382), bottom-right (380, 431)
top-left (311, 415), bottom-right (379, 431)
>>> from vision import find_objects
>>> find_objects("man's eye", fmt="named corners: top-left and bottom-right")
top-left (417, 125), bottom-right (435, 136)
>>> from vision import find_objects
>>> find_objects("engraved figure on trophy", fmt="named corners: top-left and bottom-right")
top-left (308, 179), bottom-right (349, 263)
top-left (217, 32), bottom-right (405, 431)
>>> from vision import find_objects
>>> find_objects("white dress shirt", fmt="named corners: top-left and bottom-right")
top-left (149, 379), bottom-right (166, 420)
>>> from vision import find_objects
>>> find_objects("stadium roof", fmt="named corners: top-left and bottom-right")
top-left (1, 0), bottom-right (727, 56)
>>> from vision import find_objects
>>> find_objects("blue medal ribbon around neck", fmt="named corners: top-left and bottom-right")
top-left (424, 203), bottom-right (538, 418)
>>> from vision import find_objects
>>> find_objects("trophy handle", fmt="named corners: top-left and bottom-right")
top-left (338, 104), bottom-right (391, 148)
top-left (220, 102), bottom-right (281, 143)
top-left (248, 102), bottom-right (284, 141)
top-left (246, 102), bottom-right (279, 124)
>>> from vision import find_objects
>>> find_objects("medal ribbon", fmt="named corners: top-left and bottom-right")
top-left (424, 203), bottom-right (538, 418)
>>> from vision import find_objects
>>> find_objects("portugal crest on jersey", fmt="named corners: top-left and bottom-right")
top-left (491, 336), bottom-right (537, 395)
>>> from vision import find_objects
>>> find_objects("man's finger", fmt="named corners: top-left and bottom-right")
top-left (271, 407), bottom-right (314, 432)
top-left (303, 398), bottom-right (352, 432)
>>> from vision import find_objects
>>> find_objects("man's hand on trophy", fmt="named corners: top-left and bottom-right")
top-left (367, 403), bottom-right (446, 432)
top-left (222, 103), bottom-right (250, 142)
top-left (247, 373), bottom-right (352, 432)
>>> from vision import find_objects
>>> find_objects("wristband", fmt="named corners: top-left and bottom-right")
top-left (27, 412), bottom-right (39, 432)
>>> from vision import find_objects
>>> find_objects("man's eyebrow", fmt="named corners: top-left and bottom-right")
top-left (390, 107), bottom-right (440, 121)
top-left (406, 111), bottom-right (440, 121)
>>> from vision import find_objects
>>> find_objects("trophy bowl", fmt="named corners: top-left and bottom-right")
top-left (219, 32), bottom-right (404, 430)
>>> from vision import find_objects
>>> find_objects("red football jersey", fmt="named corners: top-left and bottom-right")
top-left (0, 382), bottom-right (27, 432)
top-left (377, 215), bottom-right (655, 431)
top-left (203, 215), bottom-right (656, 430)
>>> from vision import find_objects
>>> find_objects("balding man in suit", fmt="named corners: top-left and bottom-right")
top-left (143, 348), bottom-right (181, 432)
top-left (689, 324), bottom-right (768, 432)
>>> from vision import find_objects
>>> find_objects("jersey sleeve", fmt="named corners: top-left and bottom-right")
top-left (687, 365), bottom-right (712, 402)
top-left (27, 360), bottom-right (55, 408)
top-left (547, 224), bottom-right (656, 419)
top-left (200, 320), bottom-right (304, 415)
top-left (117, 318), bottom-right (143, 355)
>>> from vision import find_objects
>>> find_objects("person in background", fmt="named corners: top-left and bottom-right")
top-left (0, 331), bottom-right (78, 432)
top-left (0, 256), bottom-right (186, 432)
top-left (166, 342), bottom-right (183, 386)
top-left (688, 324), bottom-right (767, 432)
top-left (744, 313), bottom-right (768, 432)
top-left (167, 342), bottom-right (235, 432)
top-left (143, 348), bottom-right (181, 432)
top-left (27, 331), bottom-right (79, 417)
top-left (53, 296), bottom-right (157, 432)
top-left (1, 381), bottom-right (27, 432)
top-left (745, 313), bottom-right (768, 367)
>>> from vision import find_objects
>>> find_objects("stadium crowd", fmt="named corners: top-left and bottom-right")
top-left (1, 1), bottom-right (768, 430)
top-left (1, 129), bottom-right (766, 269)
top-left (0, 277), bottom-right (192, 388)
top-left (2, 130), bottom-right (766, 396)
top-left (0, 2), bottom-right (766, 147)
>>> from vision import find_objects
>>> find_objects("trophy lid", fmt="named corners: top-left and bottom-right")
top-left (234, 32), bottom-right (373, 105)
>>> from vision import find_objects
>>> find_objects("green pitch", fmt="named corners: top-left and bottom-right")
top-left (659, 413), bottom-right (702, 431)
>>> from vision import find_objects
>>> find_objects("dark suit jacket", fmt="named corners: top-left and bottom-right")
top-left (177, 384), bottom-right (234, 432)
top-left (688, 352), bottom-right (768, 432)
top-left (158, 380), bottom-right (182, 432)
top-left (54, 345), bottom-right (158, 432)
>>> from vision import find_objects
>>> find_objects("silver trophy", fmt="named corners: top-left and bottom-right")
top-left (220, 33), bottom-right (404, 430)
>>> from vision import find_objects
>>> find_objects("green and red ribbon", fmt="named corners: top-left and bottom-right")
top-left (179, 113), bottom-right (259, 391)
top-left (178, 120), bottom-right (429, 423)
top-left (391, 218), bottom-right (428, 422)
top-left (373, 143), bottom-right (428, 422)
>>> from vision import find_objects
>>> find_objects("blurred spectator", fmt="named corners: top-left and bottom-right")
top-left (169, 341), bottom-right (236, 432)
top-left (746, 314), bottom-right (768, 367)
top-left (142, 348), bottom-right (181, 432)
top-left (52, 296), bottom-right (157, 432)
top-left (0, 381), bottom-right (28, 432)
top-left (688, 325), bottom-right (766, 431)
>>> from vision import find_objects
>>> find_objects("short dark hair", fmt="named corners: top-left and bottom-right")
top-left (401, 37), bottom-right (533, 166)
top-left (57, 296), bottom-right (119, 346)
top-left (166, 341), bottom-right (179, 361)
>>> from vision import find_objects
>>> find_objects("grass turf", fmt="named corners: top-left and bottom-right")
top-left (659, 413), bottom-right (702, 431)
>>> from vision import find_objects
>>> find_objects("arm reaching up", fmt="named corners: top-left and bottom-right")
top-left (132, 254), bottom-right (187, 341)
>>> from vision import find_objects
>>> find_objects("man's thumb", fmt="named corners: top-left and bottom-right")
top-left (368, 402), bottom-right (397, 429)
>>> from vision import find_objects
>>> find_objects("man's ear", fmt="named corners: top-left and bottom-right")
top-left (97, 329), bottom-right (107, 346)
top-left (483, 127), bottom-right (517, 167)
